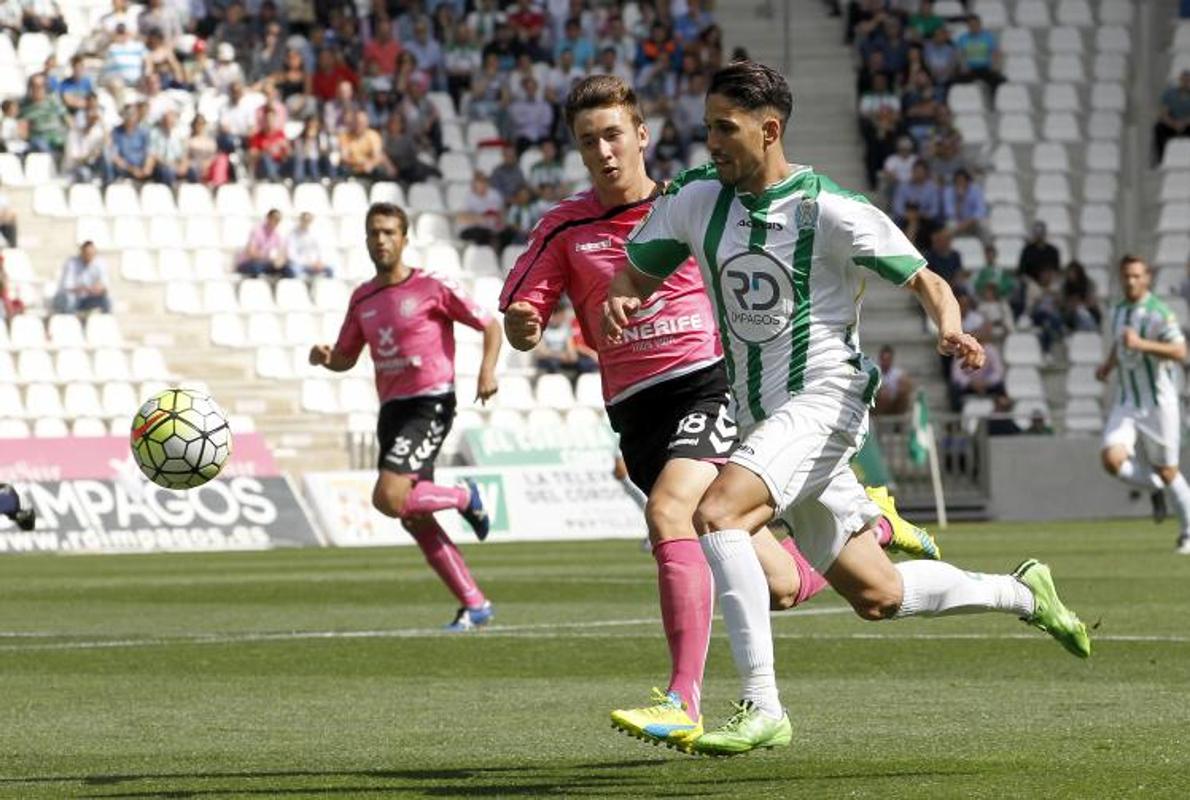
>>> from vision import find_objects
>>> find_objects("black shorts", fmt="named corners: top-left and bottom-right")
top-left (606, 362), bottom-right (739, 495)
top-left (376, 393), bottom-right (456, 480)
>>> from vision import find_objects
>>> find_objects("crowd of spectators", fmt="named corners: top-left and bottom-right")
top-left (0, 1), bottom-right (726, 228)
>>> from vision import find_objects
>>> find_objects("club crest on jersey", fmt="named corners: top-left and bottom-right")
top-left (716, 250), bottom-right (795, 344)
top-left (399, 298), bottom-right (417, 318)
top-left (794, 198), bottom-right (818, 231)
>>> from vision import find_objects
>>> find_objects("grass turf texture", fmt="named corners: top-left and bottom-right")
top-left (0, 519), bottom-right (1187, 799)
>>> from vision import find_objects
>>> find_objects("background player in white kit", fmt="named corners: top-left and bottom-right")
top-left (605, 60), bottom-right (1092, 755)
top-left (1097, 255), bottom-right (1190, 553)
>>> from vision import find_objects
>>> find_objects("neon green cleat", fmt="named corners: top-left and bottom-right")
top-left (1013, 559), bottom-right (1092, 658)
top-left (692, 700), bottom-right (792, 757)
top-left (610, 688), bottom-right (703, 752)
top-left (866, 486), bottom-right (941, 560)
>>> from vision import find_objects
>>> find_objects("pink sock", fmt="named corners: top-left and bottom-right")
top-left (407, 518), bottom-right (486, 608)
top-left (403, 480), bottom-right (469, 515)
top-left (873, 517), bottom-right (893, 547)
top-left (779, 536), bottom-right (830, 606)
top-left (653, 538), bottom-right (712, 720)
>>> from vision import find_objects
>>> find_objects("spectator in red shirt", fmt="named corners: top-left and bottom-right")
top-left (248, 106), bottom-right (290, 181)
top-left (310, 48), bottom-right (358, 103)
top-left (507, 0), bottom-right (546, 43)
top-left (363, 14), bottom-right (401, 75)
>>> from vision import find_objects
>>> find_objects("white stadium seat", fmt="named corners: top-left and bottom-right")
top-left (993, 84), bottom-right (1030, 114)
top-left (178, 183), bottom-right (215, 215)
top-left (209, 312), bottom-right (246, 348)
top-left (237, 280), bottom-right (275, 312)
top-left (526, 407), bottom-right (564, 431)
top-left (534, 374), bottom-right (576, 409)
top-left (1047, 55), bottom-right (1085, 84)
top-left (1042, 112), bottom-right (1080, 143)
top-left (1079, 204), bottom-right (1115, 237)
top-left (246, 312), bottom-right (285, 346)
top-left (71, 417), bottom-right (108, 437)
top-left (1159, 171), bottom-right (1190, 203)
top-left (10, 315), bottom-right (46, 349)
top-left (17, 350), bottom-right (56, 383)
top-left (254, 183), bottom-right (292, 216)
top-left (216, 184), bottom-right (254, 217)
top-left (1086, 142), bottom-right (1120, 172)
top-left (1005, 366), bottom-right (1045, 400)
top-left (47, 314), bottom-right (85, 348)
top-left (112, 215), bottom-right (148, 248)
top-left (1042, 83), bottom-right (1081, 112)
top-left (407, 183), bottom-right (446, 214)
top-left (312, 279), bottom-right (349, 311)
top-left (101, 381), bottom-right (137, 419)
top-left (1014, 1), bottom-right (1051, 28)
top-left (1075, 236), bottom-right (1112, 269)
top-left (333, 182), bottom-right (370, 216)
top-left (63, 382), bottom-right (100, 418)
top-left (1000, 28), bottom-right (1035, 56)
top-left (1064, 398), bottom-right (1103, 433)
top-left (55, 348), bottom-right (92, 382)
top-left (0, 384), bottom-right (23, 418)
top-left (1056, 0), bottom-right (1093, 27)
top-left (368, 181), bottom-right (406, 207)
top-left (1033, 173), bottom-right (1071, 205)
top-left (1091, 82), bottom-right (1126, 113)
top-left (1004, 332), bottom-right (1043, 367)
top-left (1066, 331), bottom-right (1104, 365)
top-left (148, 217), bottom-right (184, 249)
top-left (1165, 140), bottom-right (1190, 170)
top-left (996, 113), bottom-right (1035, 143)
top-left (301, 379), bottom-right (338, 413)
top-left (462, 245), bottom-right (500, 277)
top-left (1095, 26), bottom-right (1130, 53)
top-left (1087, 110), bottom-right (1122, 141)
top-left (105, 183), bottom-right (141, 216)
top-left (131, 347), bottom-right (170, 382)
top-left (93, 349), bottom-right (131, 379)
top-left (414, 212), bottom-right (452, 244)
top-left (26, 383), bottom-right (64, 418)
top-left (1156, 203), bottom-right (1190, 234)
top-left (495, 375), bottom-right (535, 410)
top-left (1154, 234), bottom-right (1188, 269)
top-left (293, 183), bottom-right (331, 215)
top-left (203, 281), bottom-right (237, 314)
top-left (140, 183), bottom-right (178, 216)
top-left (68, 183), bottom-right (104, 217)
top-left (1032, 142), bottom-right (1069, 172)
top-left (1093, 52), bottom-right (1126, 82)
top-left (284, 312), bottom-right (319, 344)
top-left (275, 279), bottom-right (313, 312)
top-left (1035, 204), bottom-right (1073, 238)
top-left (33, 417), bottom-right (69, 438)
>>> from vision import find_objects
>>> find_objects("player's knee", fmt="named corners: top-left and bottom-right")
top-left (645, 493), bottom-right (694, 540)
top-left (849, 586), bottom-right (901, 621)
top-left (372, 484), bottom-right (407, 518)
top-left (769, 588), bottom-right (798, 612)
top-left (400, 514), bottom-right (432, 534)
top-left (1100, 450), bottom-right (1121, 474)
top-left (1157, 466), bottom-right (1178, 485)
top-left (695, 488), bottom-right (744, 534)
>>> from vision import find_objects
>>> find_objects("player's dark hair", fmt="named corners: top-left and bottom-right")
top-left (365, 202), bottom-right (409, 235)
top-left (1118, 254), bottom-right (1149, 273)
top-left (564, 75), bottom-right (645, 132)
top-left (707, 60), bottom-right (793, 131)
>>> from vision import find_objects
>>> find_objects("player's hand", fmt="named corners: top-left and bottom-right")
top-left (602, 296), bottom-right (641, 343)
top-left (1095, 362), bottom-right (1111, 382)
top-left (475, 369), bottom-right (498, 405)
top-left (504, 301), bottom-right (542, 348)
top-left (308, 344), bottom-right (332, 367)
top-left (1122, 327), bottom-right (1141, 350)
top-left (939, 330), bottom-right (985, 371)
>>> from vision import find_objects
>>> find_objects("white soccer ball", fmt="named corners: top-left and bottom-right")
top-left (129, 388), bottom-right (233, 490)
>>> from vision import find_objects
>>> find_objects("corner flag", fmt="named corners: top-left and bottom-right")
top-left (908, 391), bottom-right (930, 466)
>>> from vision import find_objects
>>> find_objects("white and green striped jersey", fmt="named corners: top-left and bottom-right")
top-left (1109, 293), bottom-right (1185, 410)
top-left (625, 163), bottom-right (925, 429)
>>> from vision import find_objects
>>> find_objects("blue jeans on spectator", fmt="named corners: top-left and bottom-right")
top-left (153, 164), bottom-right (178, 186)
top-left (1031, 308), bottom-right (1065, 354)
top-left (237, 259), bottom-right (295, 279)
top-left (26, 136), bottom-right (58, 153)
top-left (256, 156), bottom-right (283, 181)
top-left (287, 261), bottom-right (334, 278)
top-left (290, 155), bottom-right (331, 182)
top-left (73, 157), bottom-right (113, 185)
top-left (53, 291), bottom-right (112, 314)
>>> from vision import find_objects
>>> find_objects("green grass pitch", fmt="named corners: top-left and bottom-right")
top-left (1, 519), bottom-right (1188, 799)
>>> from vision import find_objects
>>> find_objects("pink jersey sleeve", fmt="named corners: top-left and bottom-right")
top-left (498, 208), bottom-right (571, 322)
top-left (333, 301), bottom-right (366, 359)
top-left (438, 275), bottom-right (493, 331)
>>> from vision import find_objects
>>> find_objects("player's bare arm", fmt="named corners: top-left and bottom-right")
top-left (602, 266), bottom-right (663, 342)
top-left (1096, 344), bottom-right (1117, 381)
top-left (905, 268), bottom-right (985, 371)
top-left (476, 318), bottom-right (502, 404)
top-left (308, 344), bottom-right (358, 372)
top-left (504, 301), bottom-right (544, 351)
top-left (1121, 327), bottom-right (1188, 362)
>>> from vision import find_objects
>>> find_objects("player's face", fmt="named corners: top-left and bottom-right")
top-left (1120, 260), bottom-right (1150, 303)
top-left (572, 105), bottom-right (649, 196)
top-left (704, 93), bottom-right (776, 191)
top-left (366, 214), bottom-right (406, 271)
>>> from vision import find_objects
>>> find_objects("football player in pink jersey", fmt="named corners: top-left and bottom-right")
top-left (310, 203), bottom-right (503, 632)
top-left (501, 76), bottom-right (938, 752)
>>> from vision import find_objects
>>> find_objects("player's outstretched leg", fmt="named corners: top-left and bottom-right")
top-left (402, 515), bottom-right (493, 632)
top-left (1154, 466), bottom-right (1190, 553)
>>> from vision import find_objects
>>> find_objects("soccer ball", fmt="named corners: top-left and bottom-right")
top-left (130, 388), bottom-right (233, 490)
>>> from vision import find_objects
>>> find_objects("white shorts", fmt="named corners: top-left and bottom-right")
top-left (1102, 402), bottom-right (1181, 467)
top-left (731, 394), bottom-right (881, 573)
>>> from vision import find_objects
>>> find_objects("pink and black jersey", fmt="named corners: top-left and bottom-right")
top-left (499, 188), bottom-right (721, 405)
top-left (336, 269), bottom-right (493, 404)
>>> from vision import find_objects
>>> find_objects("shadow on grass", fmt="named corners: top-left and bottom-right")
top-left (1, 762), bottom-right (985, 798)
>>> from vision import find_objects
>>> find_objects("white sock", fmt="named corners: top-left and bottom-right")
top-left (1167, 472), bottom-right (1190, 536)
top-left (1116, 458), bottom-right (1165, 491)
top-left (618, 476), bottom-right (648, 511)
top-left (700, 529), bottom-right (781, 717)
top-left (894, 560), bottom-right (1035, 619)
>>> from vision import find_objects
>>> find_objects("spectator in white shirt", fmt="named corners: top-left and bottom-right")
top-left (507, 75), bottom-right (553, 152)
top-left (881, 135), bottom-right (917, 201)
top-left (457, 171), bottom-right (505, 248)
top-left (53, 241), bottom-right (112, 314)
top-left (285, 212), bottom-right (333, 278)
top-left (103, 23), bottom-right (148, 88)
top-left (64, 103), bottom-right (112, 185)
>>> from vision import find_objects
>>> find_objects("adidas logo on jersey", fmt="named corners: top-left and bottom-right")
top-left (737, 218), bottom-right (784, 231)
top-left (575, 238), bottom-right (613, 252)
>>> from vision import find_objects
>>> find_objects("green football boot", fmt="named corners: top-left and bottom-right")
top-left (1013, 559), bottom-right (1091, 658)
top-left (692, 700), bottom-right (792, 757)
